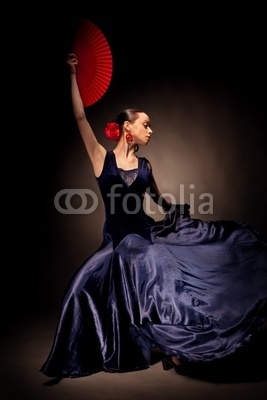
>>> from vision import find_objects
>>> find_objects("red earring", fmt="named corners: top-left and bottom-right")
top-left (126, 133), bottom-right (133, 142)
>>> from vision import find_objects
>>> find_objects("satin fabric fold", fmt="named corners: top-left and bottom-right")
top-left (40, 151), bottom-right (267, 377)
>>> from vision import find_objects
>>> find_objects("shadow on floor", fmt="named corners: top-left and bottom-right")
top-left (42, 327), bottom-right (267, 387)
top-left (180, 328), bottom-right (267, 383)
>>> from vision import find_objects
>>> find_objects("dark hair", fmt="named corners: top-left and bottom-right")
top-left (114, 109), bottom-right (143, 152)
top-left (107, 109), bottom-right (143, 152)
top-left (114, 108), bottom-right (144, 127)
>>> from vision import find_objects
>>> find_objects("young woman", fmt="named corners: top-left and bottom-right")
top-left (40, 54), bottom-right (267, 379)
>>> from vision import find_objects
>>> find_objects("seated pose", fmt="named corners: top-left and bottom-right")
top-left (40, 53), bottom-right (267, 378)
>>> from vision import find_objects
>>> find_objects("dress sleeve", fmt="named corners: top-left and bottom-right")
top-left (145, 159), bottom-right (172, 212)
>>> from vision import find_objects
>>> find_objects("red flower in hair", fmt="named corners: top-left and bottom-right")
top-left (104, 122), bottom-right (120, 140)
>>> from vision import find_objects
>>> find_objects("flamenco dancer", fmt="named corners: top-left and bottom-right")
top-left (40, 53), bottom-right (267, 380)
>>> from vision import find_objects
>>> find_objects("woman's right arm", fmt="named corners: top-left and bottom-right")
top-left (66, 53), bottom-right (106, 177)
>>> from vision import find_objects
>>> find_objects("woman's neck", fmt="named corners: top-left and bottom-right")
top-left (113, 142), bottom-right (136, 159)
top-left (113, 142), bottom-right (138, 170)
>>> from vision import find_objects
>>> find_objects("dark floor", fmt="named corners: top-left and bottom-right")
top-left (1, 312), bottom-right (267, 400)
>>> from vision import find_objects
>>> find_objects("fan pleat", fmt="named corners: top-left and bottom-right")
top-left (72, 18), bottom-right (113, 106)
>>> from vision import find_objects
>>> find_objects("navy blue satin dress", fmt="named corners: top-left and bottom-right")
top-left (40, 150), bottom-right (267, 377)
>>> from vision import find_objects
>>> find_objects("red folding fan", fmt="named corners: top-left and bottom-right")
top-left (72, 18), bottom-right (113, 107)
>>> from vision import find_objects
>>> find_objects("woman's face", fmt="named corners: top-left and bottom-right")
top-left (130, 112), bottom-right (153, 146)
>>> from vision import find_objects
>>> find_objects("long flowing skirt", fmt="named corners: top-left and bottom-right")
top-left (40, 210), bottom-right (267, 377)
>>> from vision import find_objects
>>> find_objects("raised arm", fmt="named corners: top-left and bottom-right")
top-left (66, 53), bottom-right (106, 177)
